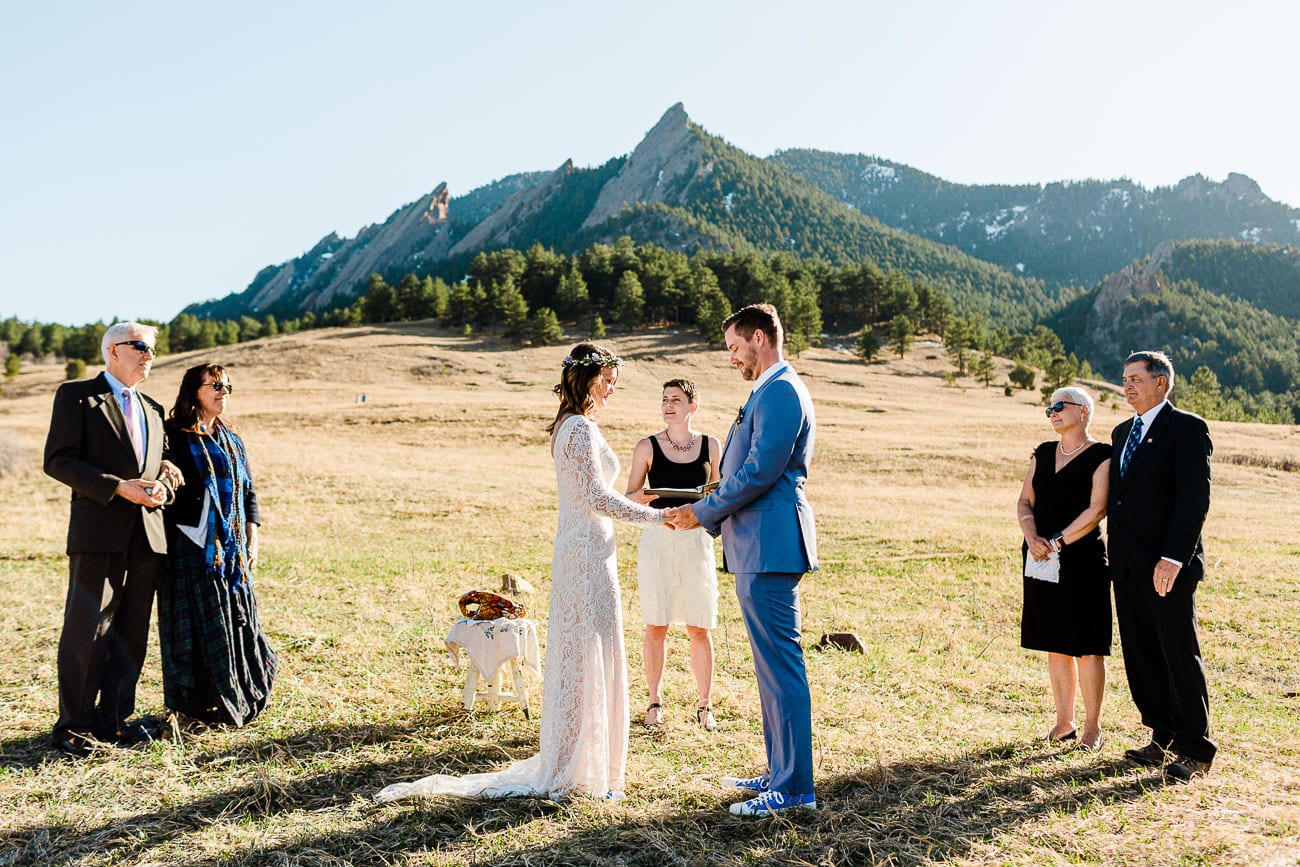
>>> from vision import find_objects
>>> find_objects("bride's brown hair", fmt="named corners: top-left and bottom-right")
top-left (547, 342), bottom-right (621, 434)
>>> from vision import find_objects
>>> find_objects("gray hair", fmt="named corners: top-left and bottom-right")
top-left (100, 321), bottom-right (158, 363)
top-left (1124, 350), bottom-right (1175, 395)
top-left (1052, 385), bottom-right (1094, 419)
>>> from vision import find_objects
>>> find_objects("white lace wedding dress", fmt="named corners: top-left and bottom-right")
top-left (377, 415), bottom-right (662, 803)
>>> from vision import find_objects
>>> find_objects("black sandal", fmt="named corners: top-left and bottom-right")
top-left (644, 703), bottom-right (663, 727)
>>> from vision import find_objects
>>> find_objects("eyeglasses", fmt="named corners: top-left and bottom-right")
top-left (206, 381), bottom-right (234, 394)
top-left (114, 340), bottom-right (156, 356)
top-left (1045, 400), bottom-right (1083, 417)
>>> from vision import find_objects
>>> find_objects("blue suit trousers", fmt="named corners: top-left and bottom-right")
top-left (735, 571), bottom-right (814, 797)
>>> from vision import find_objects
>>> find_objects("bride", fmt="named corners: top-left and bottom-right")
top-left (378, 343), bottom-right (670, 803)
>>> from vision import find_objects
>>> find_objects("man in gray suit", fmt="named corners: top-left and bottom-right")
top-left (44, 322), bottom-right (179, 757)
top-left (669, 303), bottom-right (818, 816)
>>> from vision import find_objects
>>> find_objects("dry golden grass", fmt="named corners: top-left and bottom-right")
top-left (1, 323), bottom-right (1298, 866)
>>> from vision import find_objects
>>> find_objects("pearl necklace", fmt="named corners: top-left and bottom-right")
top-left (1058, 438), bottom-right (1092, 457)
top-left (664, 430), bottom-right (697, 452)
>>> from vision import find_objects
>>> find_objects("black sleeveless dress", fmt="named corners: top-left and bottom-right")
top-left (1020, 441), bottom-right (1112, 657)
top-left (646, 435), bottom-right (709, 507)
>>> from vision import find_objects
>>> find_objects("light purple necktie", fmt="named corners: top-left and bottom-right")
top-left (122, 389), bottom-right (145, 471)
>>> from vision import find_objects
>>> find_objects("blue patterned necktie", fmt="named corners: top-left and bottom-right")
top-left (1120, 416), bottom-right (1144, 476)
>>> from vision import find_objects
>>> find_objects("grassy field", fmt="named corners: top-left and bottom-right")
top-left (1, 323), bottom-right (1297, 866)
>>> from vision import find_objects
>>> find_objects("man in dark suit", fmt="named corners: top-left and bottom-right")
top-left (43, 322), bottom-right (179, 757)
top-left (1108, 350), bottom-right (1215, 782)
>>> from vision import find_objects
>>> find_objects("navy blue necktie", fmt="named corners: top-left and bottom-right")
top-left (1120, 416), bottom-right (1144, 476)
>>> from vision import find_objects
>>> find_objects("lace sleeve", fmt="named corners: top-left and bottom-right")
top-left (561, 418), bottom-right (662, 525)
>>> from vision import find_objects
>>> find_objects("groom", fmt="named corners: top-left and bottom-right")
top-left (669, 303), bottom-right (818, 816)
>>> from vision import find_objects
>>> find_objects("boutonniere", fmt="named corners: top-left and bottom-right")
top-left (735, 406), bottom-right (745, 425)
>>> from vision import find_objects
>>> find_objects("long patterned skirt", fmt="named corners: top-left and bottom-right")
top-left (158, 528), bottom-right (277, 726)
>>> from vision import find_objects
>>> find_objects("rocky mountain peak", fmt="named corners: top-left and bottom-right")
top-left (422, 183), bottom-right (450, 225)
top-left (581, 102), bottom-right (705, 228)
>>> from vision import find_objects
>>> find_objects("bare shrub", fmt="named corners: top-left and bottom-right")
top-left (1218, 452), bottom-right (1300, 473)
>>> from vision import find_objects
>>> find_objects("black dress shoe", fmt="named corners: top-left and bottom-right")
top-left (1164, 755), bottom-right (1212, 782)
top-left (51, 732), bottom-right (94, 759)
top-left (1123, 741), bottom-right (1170, 767)
top-left (107, 719), bottom-right (159, 746)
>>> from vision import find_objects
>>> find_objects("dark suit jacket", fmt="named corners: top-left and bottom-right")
top-left (162, 419), bottom-right (260, 531)
top-left (44, 373), bottom-right (170, 555)
top-left (1108, 403), bottom-right (1212, 581)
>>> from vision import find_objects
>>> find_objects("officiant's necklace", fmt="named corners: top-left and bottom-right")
top-left (664, 429), bottom-right (697, 452)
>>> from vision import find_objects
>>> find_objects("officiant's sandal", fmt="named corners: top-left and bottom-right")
top-left (643, 703), bottom-right (662, 727)
top-left (696, 704), bottom-right (717, 731)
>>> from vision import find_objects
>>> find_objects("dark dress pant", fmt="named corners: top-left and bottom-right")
top-left (1113, 562), bottom-right (1216, 762)
top-left (735, 572), bottom-right (815, 797)
top-left (55, 520), bottom-right (161, 740)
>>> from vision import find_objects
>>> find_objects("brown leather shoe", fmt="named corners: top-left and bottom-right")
top-left (1123, 741), bottom-right (1170, 767)
top-left (1164, 755), bottom-right (1212, 782)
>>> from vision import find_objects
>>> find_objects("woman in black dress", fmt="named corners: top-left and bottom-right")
top-left (159, 363), bottom-right (276, 727)
top-left (1016, 386), bottom-right (1111, 750)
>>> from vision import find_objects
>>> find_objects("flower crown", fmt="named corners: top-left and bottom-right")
top-left (562, 352), bottom-right (623, 369)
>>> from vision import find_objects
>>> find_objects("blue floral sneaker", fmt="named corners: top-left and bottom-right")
top-left (729, 790), bottom-right (817, 816)
top-left (721, 774), bottom-right (769, 792)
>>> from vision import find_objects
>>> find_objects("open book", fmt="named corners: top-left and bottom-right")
top-left (643, 480), bottom-right (720, 501)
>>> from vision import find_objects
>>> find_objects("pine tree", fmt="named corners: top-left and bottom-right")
top-left (612, 271), bottom-right (646, 325)
top-left (497, 278), bottom-right (531, 342)
top-left (530, 307), bottom-right (564, 346)
top-left (856, 326), bottom-right (880, 362)
top-left (973, 351), bottom-right (997, 387)
top-left (1009, 361), bottom-right (1036, 390)
top-left (890, 315), bottom-right (913, 359)
top-left (555, 264), bottom-right (591, 320)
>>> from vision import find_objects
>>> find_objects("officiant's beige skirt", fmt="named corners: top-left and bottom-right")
top-left (636, 524), bottom-right (718, 628)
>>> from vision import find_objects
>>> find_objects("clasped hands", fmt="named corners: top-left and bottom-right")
top-left (115, 459), bottom-right (185, 507)
top-left (661, 504), bottom-right (700, 530)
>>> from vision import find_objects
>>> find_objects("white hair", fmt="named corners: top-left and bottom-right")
top-left (100, 321), bottom-right (158, 363)
top-left (1052, 385), bottom-right (1094, 416)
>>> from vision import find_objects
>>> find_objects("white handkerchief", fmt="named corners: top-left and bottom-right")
top-left (1025, 550), bottom-right (1061, 583)
top-left (177, 489), bottom-right (211, 548)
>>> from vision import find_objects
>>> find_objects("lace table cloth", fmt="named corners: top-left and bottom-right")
top-left (445, 617), bottom-right (541, 680)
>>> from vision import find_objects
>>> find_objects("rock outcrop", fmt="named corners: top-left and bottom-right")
top-left (450, 162), bottom-right (574, 255)
top-left (581, 103), bottom-right (706, 229)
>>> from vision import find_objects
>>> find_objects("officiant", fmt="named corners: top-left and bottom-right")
top-left (626, 379), bottom-right (722, 731)
top-left (1015, 385), bottom-right (1111, 751)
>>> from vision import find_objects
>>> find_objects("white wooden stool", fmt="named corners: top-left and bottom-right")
top-left (444, 617), bottom-right (541, 718)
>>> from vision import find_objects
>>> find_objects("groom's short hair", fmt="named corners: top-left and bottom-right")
top-left (723, 303), bottom-right (783, 347)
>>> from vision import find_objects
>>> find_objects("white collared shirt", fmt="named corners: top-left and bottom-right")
top-left (750, 360), bottom-right (789, 394)
top-left (103, 370), bottom-right (148, 455)
top-left (1129, 399), bottom-right (1182, 568)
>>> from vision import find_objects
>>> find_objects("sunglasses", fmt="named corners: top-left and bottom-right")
top-left (1045, 400), bottom-right (1083, 417)
top-left (114, 340), bottom-right (156, 356)
top-left (206, 381), bottom-right (234, 394)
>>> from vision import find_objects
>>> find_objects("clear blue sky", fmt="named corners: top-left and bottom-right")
top-left (3, 0), bottom-right (1296, 325)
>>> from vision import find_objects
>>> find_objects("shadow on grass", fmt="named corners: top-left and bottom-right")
top-left (0, 708), bottom-right (540, 865)
top-left (2, 735), bottom-right (1169, 866)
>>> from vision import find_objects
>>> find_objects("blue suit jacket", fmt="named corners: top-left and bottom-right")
top-left (692, 363), bottom-right (817, 574)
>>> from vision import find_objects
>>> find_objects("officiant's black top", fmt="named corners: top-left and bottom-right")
top-left (646, 435), bottom-right (710, 508)
top-left (1021, 440), bottom-right (1112, 657)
